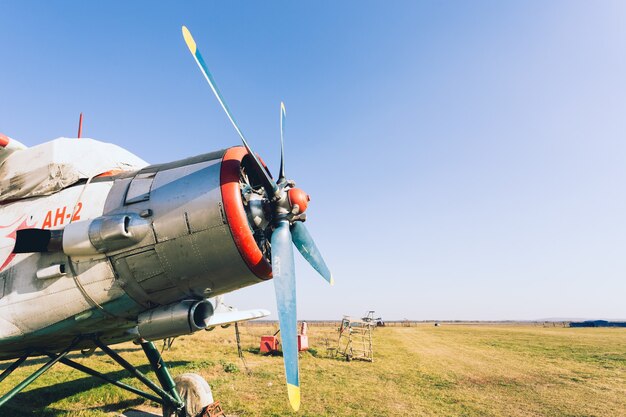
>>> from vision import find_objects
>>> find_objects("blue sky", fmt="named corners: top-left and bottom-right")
top-left (1, 1), bottom-right (625, 320)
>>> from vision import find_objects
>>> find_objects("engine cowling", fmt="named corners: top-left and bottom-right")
top-left (103, 146), bottom-right (273, 307)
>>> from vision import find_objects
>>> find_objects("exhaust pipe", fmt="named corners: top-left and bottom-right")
top-left (137, 300), bottom-right (215, 341)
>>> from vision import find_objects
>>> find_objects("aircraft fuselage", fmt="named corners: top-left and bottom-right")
top-left (0, 142), bottom-right (271, 359)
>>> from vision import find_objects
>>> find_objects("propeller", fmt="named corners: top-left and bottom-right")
top-left (182, 26), bottom-right (279, 199)
top-left (182, 26), bottom-right (332, 412)
top-left (271, 220), bottom-right (299, 410)
top-left (278, 101), bottom-right (286, 184)
top-left (291, 221), bottom-right (333, 285)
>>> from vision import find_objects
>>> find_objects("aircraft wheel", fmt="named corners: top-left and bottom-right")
top-left (163, 373), bottom-right (214, 417)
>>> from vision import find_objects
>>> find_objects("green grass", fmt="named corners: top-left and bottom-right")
top-left (0, 324), bottom-right (624, 416)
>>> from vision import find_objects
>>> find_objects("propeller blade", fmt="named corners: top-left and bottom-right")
top-left (278, 101), bottom-right (286, 183)
top-left (291, 221), bottom-right (333, 285)
top-left (271, 220), bottom-right (300, 411)
top-left (181, 26), bottom-right (279, 197)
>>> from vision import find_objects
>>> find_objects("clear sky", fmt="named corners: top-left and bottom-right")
top-left (1, 1), bottom-right (625, 320)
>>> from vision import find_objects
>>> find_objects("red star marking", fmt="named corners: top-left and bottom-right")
top-left (0, 216), bottom-right (35, 272)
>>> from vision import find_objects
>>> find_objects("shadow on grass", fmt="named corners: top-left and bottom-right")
top-left (0, 361), bottom-right (189, 417)
top-left (245, 347), bottom-right (283, 357)
top-left (0, 347), bottom-right (145, 370)
top-left (4, 398), bottom-right (146, 417)
top-left (246, 346), bottom-right (323, 359)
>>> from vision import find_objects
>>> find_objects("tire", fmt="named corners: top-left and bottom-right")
top-left (178, 373), bottom-right (214, 417)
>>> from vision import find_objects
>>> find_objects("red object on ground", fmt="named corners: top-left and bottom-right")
top-left (260, 336), bottom-right (279, 353)
top-left (297, 334), bottom-right (309, 352)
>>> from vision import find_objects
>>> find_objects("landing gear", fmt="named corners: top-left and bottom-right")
top-left (0, 338), bottom-right (80, 408)
top-left (0, 336), bottom-right (214, 417)
top-left (164, 373), bottom-right (214, 417)
top-left (91, 338), bottom-right (185, 414)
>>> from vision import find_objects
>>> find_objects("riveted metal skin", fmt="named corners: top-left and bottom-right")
top-left (106, 146), bottom-right (270, 308)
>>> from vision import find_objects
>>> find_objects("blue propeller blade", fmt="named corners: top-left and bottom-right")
top-left (181, 26), bottom-right (279, 197)
top-left (271, 220), bottom-right (300, 411)
top-left (278, 101), bottom-right (286, 183)
top-left (291, 221), bottom-right (333, 285)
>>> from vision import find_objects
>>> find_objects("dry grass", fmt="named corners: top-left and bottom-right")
top-left (0, 324), bottom-right (624, 416)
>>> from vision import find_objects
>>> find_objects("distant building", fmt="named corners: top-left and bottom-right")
top-left (569, 320), bottom-right (626, 328)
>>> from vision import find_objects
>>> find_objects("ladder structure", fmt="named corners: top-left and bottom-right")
top-left (335, 316), bottom-right (374, 362)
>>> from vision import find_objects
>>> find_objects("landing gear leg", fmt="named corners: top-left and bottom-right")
top-left (92, 338), bottom-right (185, 415)
top-left (0, 338), bottom-right (79, 409)
top-left (142, 341), bottom-right (183, 405)
top-left (0, 337), bottom-right (213, 416)
top-left (141, 340), bottom-right (186, 417)
top-left (143, 341), bottom-right (215, 417)
top-left (140, 340), bottom-right (213, 417)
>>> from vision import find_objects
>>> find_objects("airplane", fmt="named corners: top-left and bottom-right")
top-left (0, 26), bottom-right (332, 416)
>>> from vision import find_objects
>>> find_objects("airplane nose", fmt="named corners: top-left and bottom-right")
top-left (106, 147), bottom-right (273, 308)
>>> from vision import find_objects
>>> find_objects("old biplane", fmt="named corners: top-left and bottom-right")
top-left (0, 26), bottom-right (331, 415)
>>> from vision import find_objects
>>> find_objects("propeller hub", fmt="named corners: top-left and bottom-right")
top-left (287, 188), bottom-right (310, 214)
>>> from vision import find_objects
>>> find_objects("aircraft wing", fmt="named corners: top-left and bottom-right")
top-left (205, 308), bottom-right (270, 328)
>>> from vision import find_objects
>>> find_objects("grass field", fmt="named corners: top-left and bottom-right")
top-left (0, 323), bottom-right (625, 416)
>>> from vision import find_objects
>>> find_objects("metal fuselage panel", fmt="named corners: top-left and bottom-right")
top-left (0, 147), bottom-right (267, 359)
top-left (0, 182), bottom-right (123, 356)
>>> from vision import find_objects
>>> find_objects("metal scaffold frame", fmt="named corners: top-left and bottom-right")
top-left (335, 317), bottom-right (373, 362)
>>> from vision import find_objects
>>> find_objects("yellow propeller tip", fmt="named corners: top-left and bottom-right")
top-left (181, 25), bottom-right (196, 54)
top-left (287, 383), bottom-right (301, 411)
top-left (330, 275), bottom-right (335, 286)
